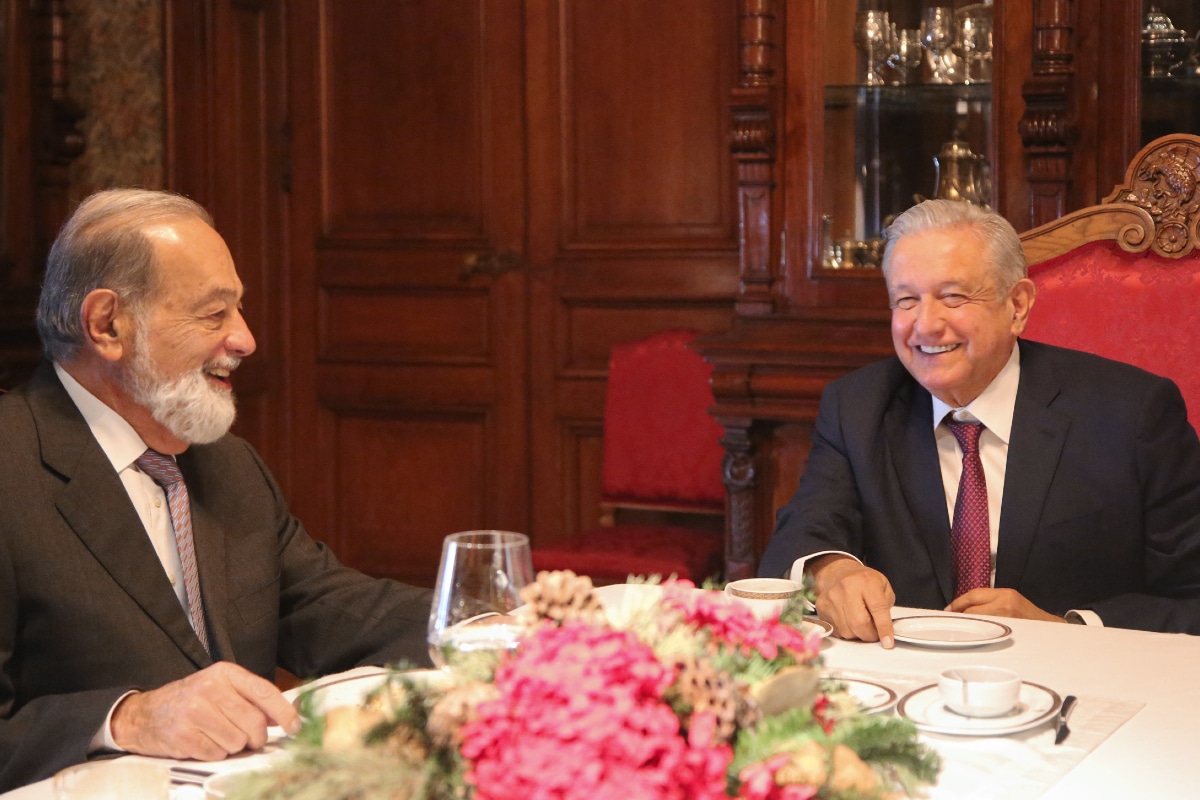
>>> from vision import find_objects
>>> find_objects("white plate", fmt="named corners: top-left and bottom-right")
top-left (897, 681), bottom-right (1061, 736)
top-left (827, 677), bottom-right (898, 714)
top-left (289, 667), bottom-right (448, 716)
top-left (892, 615), bottom-right (1012, 648)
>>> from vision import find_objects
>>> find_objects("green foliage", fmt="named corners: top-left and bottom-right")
top-left (832, 715), bottom-right (943, 794)
top-left (729, 707), bottom-right (826, 776)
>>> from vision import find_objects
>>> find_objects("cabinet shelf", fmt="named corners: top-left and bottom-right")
top-left (824, 82), bottom-right (993, 110)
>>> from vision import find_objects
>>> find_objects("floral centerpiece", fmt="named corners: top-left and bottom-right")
top-left (230, 572), bottom-right (939, 800)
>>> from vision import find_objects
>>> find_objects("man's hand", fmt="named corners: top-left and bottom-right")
top-left (111, 662), bottom-right (302, 760)
top-left (809, 555), bottom-right (898, 648)
top-left (946, 588), bottom-right (1067, 623)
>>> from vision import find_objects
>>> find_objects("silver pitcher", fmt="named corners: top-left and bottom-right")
top-left (934, 136), bottom-right (986, 206)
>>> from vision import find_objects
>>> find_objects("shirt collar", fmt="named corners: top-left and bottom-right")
top-left (54, 363), bottom-right (151, 473)
top-left (930, 342), bottom-right (1021, 444)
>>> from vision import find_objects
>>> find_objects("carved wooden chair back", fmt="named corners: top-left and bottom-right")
top-left (1019, 133), bottom-right (1200, 430)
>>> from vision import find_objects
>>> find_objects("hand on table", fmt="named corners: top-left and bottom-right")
top-left (946, 587), bottom-right (1067, 623)
top-left (111, 661), bottom-right (302, 760)
top-left (809, 555), bottom-right (898, 648)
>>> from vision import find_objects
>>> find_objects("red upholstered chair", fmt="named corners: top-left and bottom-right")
top-left (1020, 133), bottom-right (1200, 430)
top-left (533, 329), bottom-right (726, 585)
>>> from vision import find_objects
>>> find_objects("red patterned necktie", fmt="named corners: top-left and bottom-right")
top-left (136, 449), bottom-right (212, 655)
top-left (945, 419), bottom-right (991, 598)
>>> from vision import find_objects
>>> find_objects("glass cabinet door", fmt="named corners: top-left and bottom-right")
top-left (1141, 1), bottom-right (1200, 144)
top-left (818, 0), bottom-right (994, 272)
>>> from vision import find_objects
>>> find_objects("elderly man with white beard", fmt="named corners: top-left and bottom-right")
top-left (0, 189), bottom-right (432, 792)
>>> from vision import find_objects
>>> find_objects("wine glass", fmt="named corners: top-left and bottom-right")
top-left (956, 13), bottom-right (993, 83)
top-left (854, 10), bottom-right (892, 87)
top-left (920, 6), bottom-right (958, 84)
top-left (427, 530), bottom-right (534, 674)
top-left (888, 28), bottom-right (924, 85)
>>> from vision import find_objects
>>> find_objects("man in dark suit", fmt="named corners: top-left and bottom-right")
top-left (759, 199), bottom-right (1200, 645)
top-left (0, 189), bottom-right (432, 790)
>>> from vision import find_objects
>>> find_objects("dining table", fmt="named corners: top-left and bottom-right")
top-left (3, 605), bottom-right (1197, 800)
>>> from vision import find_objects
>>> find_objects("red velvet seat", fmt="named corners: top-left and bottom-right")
top-left (533, 330), bottom-right (725, 584)
top-left (1020, 133), bottom-right (1200, 430)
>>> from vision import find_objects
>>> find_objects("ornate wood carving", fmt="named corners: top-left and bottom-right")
top-left (1019, 0), bottom-right (1077, 228)
top-left (1022, 134), bottom-right (1200, 263)
top-left (730, 0), bottom-right (777, 316)
top-left (719, 420), bottom-right (758, 580)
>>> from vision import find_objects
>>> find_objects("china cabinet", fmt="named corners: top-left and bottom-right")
top-left (703, 0), bottom-right (1196, 580)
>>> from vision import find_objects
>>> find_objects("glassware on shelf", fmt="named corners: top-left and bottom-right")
top-left (888, 27), bottom-right (924, 86)
top-left (854, 10), bottom-right (892, 87)
top-left (955, 9), bottom-right (993, 84)
top-left (1142, 6), bottom-right (1189, 79)
top-left (920, 6), bottom-right (960, 84)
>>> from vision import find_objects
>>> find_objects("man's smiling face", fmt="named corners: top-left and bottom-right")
top-left (886, 225), bottom-right (1035, 408)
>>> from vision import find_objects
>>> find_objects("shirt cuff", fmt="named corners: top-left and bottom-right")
top-left (1065, 609), bottom-right (1103, 626)
top-left (88, 690), bottom-right (138, 754)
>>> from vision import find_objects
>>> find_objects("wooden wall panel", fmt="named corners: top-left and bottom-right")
top-left (333, 414), bottom-right (486, 584)
top-left (319, 288), bottom-right (491, 363)
top-left (562, 304), bottom-right (739, 373)
top-left (564, 0), bottom-right (735, 246)
top-left (319, 0), bottom-right (484, 239)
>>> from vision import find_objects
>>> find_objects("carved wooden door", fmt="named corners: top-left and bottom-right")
top-left (284, 1), bottom-right (530, 585)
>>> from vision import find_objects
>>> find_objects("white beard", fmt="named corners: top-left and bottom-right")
top-left (124, 327), bottom-right (240, 445)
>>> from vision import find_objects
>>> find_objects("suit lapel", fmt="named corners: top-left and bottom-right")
top-left (885, 381), bottom-right (956, 603)
top-left (995, 342), bottom-right (1070, 588)
top-left (32, 365), bottom-right (213, 668)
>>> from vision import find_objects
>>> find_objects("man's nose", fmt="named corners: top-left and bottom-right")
top-left (226, 311), bottom-right (257, 358)
top-left (912, 300), bottom-right (943, 334)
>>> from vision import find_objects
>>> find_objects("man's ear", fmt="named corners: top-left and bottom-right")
top-left (80, 289), bottom-right (129, 362)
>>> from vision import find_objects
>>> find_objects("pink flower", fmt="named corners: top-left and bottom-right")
top-left (460, 622), bottom-right (733, 800)
top-left (660, 583), bottom-right (821, 663)
top-left (736, 754), bottom-right (817, 800)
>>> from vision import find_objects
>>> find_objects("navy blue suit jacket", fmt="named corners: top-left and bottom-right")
top-left (759, 339), bottom-right (1200, 633)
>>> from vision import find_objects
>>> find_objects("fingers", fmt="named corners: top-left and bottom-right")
top-left (946, 588), bottom-right (1065, 623)
top-left (814, 564), bottom-right (896, 647)
top-left (111, 662), bottom-right (298, 761)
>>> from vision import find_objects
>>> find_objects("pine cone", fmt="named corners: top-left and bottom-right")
top-left (427, 681), bottom-right (500, 748)
top-left (674, 655), bottom-right (740, 743)
top-left (517, 570), bottom-right (607, 625)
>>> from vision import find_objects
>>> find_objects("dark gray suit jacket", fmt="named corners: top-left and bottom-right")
top-left (0, 364), bottom-right (432, 790)
top-left (759, 339), bottom-right (1200, 633)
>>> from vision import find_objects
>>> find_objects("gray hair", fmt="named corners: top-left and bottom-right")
top-left (881, 200), bottom-right (1027, 295)
top-left (37, 188), bottom-right (214, 363)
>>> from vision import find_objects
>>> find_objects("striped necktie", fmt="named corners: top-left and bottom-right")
top-left (136, 449), bottom-right (212, 655)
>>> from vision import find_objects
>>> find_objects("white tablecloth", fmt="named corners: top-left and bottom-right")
top-left (822, 608), bottom-right (1199, 799)
top-left (4, 609), bottom-right (1198, 799)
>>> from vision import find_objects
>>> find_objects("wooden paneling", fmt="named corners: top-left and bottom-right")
top-left (284, 0), bottom-right (529, 584)
top-left (565, 0), bottom-right (734, 245)
top-left (527, 0), bottom-right (739, 545)
top-left (318, 288), bottom-right (491, 363)
top-left (334, 413), bottom-right (487, 584)
top-left (319, 1), bottom-right (484, 239)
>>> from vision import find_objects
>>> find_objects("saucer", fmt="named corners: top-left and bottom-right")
top-left (801, 617), bottom-right (835, 638)
top-left (896, 681), bottom-right (1061, 736)
top-left (892, 615), bottom-right (1012, 648)
top-left (826, 677), bottom-right (898, 714)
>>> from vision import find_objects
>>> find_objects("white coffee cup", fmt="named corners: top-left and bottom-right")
top-left (938, 666), bottom-right (1021, 717)
top-left (53, 760), bottom-right (170, 800)
top-left (724, 578), bottom-right (803, 620)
